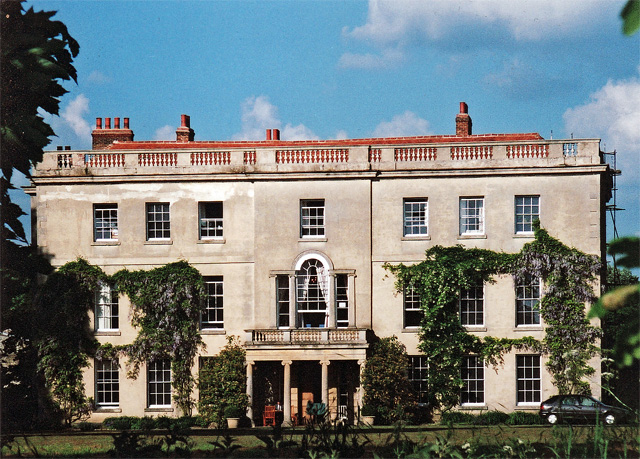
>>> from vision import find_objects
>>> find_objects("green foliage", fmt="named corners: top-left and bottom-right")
top-left (385, 246), bottom-right (536, 411)
top-left (113, 261), bottom-right (206, 416)
top-left (361, 336), bottom-right (416, 424)
top-left (197, 336), bottom-right (249, 426)
top-left (35, 259), bottom-right (105, 426)
top-left (590, 237), bottom-right (640, 369)
top-left (223, 405), bottom-right (244, 419)
top-left (621, 0), bottom-right (640, 35)
top-left (505, 411), bottom-right (544, 425)
top-left (1, 0), bottom-right (79, 244)
top-left (439, 411), bottom-right (476, 425)
top-left (386, 225), bottom-right (603, 410)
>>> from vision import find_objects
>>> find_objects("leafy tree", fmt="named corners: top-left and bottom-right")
top-left (198, 336), bottom-right (249, 426)
top-left (113, 261), bottom-right (206, 416)
top-left (361, 336), bottom-right (416, 424)
top-left (1, 0), bottom-right (78, 429)
top-left (621, 0), bottom-right (640, 35)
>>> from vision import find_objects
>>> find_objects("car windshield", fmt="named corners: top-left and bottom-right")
top-left (580, 397), bottom-right (597, 407)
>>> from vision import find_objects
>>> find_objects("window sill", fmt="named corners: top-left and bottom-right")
top-left (92, 241), bottom-right (120, 246)
top-left (402, 235), bottom-right (431, 241)
top-left (299, 237), bottom-right (328, 242)
top-left (458, 234), bottom-right (487, 240)
top-left (197, 238), bottom-right (226, 244)
top-left (515, 404), bottom-right (540, 409)
top-left (401, 327), bottom-right (421, 333)
top-left (459, 404), bottom-right (487, 410)
top-left (145, 408), bottom-right (173, 413)
top-left (464, 326), bottom-right (487, 332)
top-left (95, 407), bottom-right (122, 413)
top-left (95, 331), bottom-right (121, 336)
top-left (144, 240), bottom-right (173, 245)
top-left (514, 326), bottom-right (543, 332)
top-left (513, 233), bottom-right (535, 238)
top-left (201, 329), bottom-right (226, 335)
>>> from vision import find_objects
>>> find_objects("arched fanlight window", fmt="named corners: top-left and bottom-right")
top-left (296, 258), bottom-right (330, 328)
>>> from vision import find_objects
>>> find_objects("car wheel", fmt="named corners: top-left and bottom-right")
top-left (547, 414), bottom-right (559, 425)
top-left (604, 413), bottom-right (616, 425)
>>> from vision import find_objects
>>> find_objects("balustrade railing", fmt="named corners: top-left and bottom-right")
top-left (57, 154), bottom-right (73, 168)
top-left (450, 145), bottom-right (493, 160)
top-left (506, 144), bottom-right (549, 159)
top-left (191, 151), bottom-right (231, 165)
top-left (395, 147), bottom-right (437, 161)
top-left (84, 153), bottom-right (125, 167)
top-left (276, 149), bottom-right (349, 164)
top-left (248, 328), bottom-right (366, 344)
top-left (138, 152), bottom-right (177, 166)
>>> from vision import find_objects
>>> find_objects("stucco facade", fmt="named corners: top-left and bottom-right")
top-left (28, 104), bottom-right (610, 424)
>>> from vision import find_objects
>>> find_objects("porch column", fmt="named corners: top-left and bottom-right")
top-left (246, 361), bottom-right (255, 426)
top-left (320, 360), bottom-right (330, 406)
top-left (282, 360), bottom-right (292, 426)
top-left (357, 359), bottom-right (366, 415)
top-left (327, 275), bottom-right (336, 328)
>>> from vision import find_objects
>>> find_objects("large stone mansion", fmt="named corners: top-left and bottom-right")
top-left (28, 103), bottom-right (610, 424)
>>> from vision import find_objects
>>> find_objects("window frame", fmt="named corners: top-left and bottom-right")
top-left (95, 282), bottom-right (119, 332)
top-left (95, 359), bottom-right (119, 408)
top-left (516, 274), bottom-right (541, 326)
top-left (94, 203), bottom-right (118, 242)
top-left (515, 195), bottom-right (540, 234)
top-left (461, 355), bottom-right (485, 406)
top-left (296, 258), bottom-right (329, 328)
top-left (335, 273), bottom-right (349, 328)
top-left (198, 201), bottom-right (223, 240)
top-left (403, 285), bottom-right (423, 329)
top-left (459, 197), bottom-right (485, 235)
top-left (403, 198), bottom-right (428, 237)
top-left (459, 285), bottom-right (484, 327)
top-left (146, 202), bottom-right (171, 241)
top-left (201, 276), bottom-right (223, 329)
top-left (516, 355), bottom-right (541, 405)
top-left (276, 275), bottom-right (291, 328)
top-left (300, 199), bottom-right (325, 238)
top-left (147, 360), bottom-right (172, 408)
top-left (408, 355), bottom-right (429, 404)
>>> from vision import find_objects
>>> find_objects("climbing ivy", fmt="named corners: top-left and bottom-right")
top-left (515, 226), bottom-right (601, 395)
top-left (112, 261), bottom-right (206, 416)
top-left (36, 259), bottom-right (105, 426)
top-left (385, 224), bottom-right (602, 411)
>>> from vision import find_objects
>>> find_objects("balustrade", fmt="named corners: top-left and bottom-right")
top-left (84, 153), bottom-right (125, 167)
top-left (276, 149), bottom-right (349, 164)
top-left (395, 147), bottom-right (436, 161)
top-left (450, 145), bottom-right (493, 160)
top-left (506, 144), bottom-right (549, 159)
top-left (138, 152), bottom-right (177, 166)
top-left (249, 328), bottom-right (365, 345)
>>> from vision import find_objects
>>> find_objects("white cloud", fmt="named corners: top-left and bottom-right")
top-left (60, 94), bottom-right (91, 142)
top-left (86, 70), bottom-right (112, 84)
top-left (335, 130), bottom-right (349, 140)
top-left (344, 0), bottom-right (606, 44)
top-left (233, 96), bottom-right (318, 140)
top-left (372, 111), bottom-right (431, 137)
top-left (153, 125), bottom-right (175, 141)
top-left (563, 70), bottom-right (640, 181)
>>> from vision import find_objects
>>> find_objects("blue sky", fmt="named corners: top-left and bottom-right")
top-left (15, 0), bottom-right (640, 251)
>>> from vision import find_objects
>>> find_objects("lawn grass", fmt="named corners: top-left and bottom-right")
top-left (2, 424), bottom-right (638, 458)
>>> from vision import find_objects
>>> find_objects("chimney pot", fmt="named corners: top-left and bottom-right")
top-left (96, 118), bottom-right (102, 129)
top-left (266, 129), bottom-right (272, 141)
top-left (105, 117), bottom-right (111, 129)
top-left (65, 146), bottom-right (71, 151)
top-left (181, 114), bottom-right (190, 128)
top-left (273, 128), bottom-right (280, 141)
top-left (124, 118), bottom-right (130, 129)
top-left (57, 146), bottom-right (63, 151)
top-left (455, 102), bottom-right (472, 136)
top-left (114, 117), bottom-right (120, 129)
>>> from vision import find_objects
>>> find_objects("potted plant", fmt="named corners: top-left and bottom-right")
top-left (224, 405), bottom-right (244, 428)
top-left (360, 405), bottom-right (376, 426)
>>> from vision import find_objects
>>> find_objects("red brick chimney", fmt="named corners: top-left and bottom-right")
top-left (176, 114), bottom-right (195, 142)
top-left (92, 117), bottom-right (134, 150)
top-left (456, 102), bottom-right (472, 136)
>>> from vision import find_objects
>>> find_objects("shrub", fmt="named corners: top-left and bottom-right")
top-left (223, 405), bottom-right (244, 419)
top-left (77, 421), bottom-right (99, 431)
top-left (198, 336), bottom-right (249, 425)
top-left (506, 411), bottom-right (543, 425)
top-left (474, 410), bottom-right (509, 425)
top-left (361, 336), bottom-right (417, 424)
top-left (103, 416), bottom-right (137, 430)
top-left (360, 405), bottom-right (376, 417)
top-left (439, 411), bottom-right (476, 425)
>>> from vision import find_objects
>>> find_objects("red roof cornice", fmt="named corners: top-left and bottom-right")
top-left (108, 133), bottom-right (544, 150)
